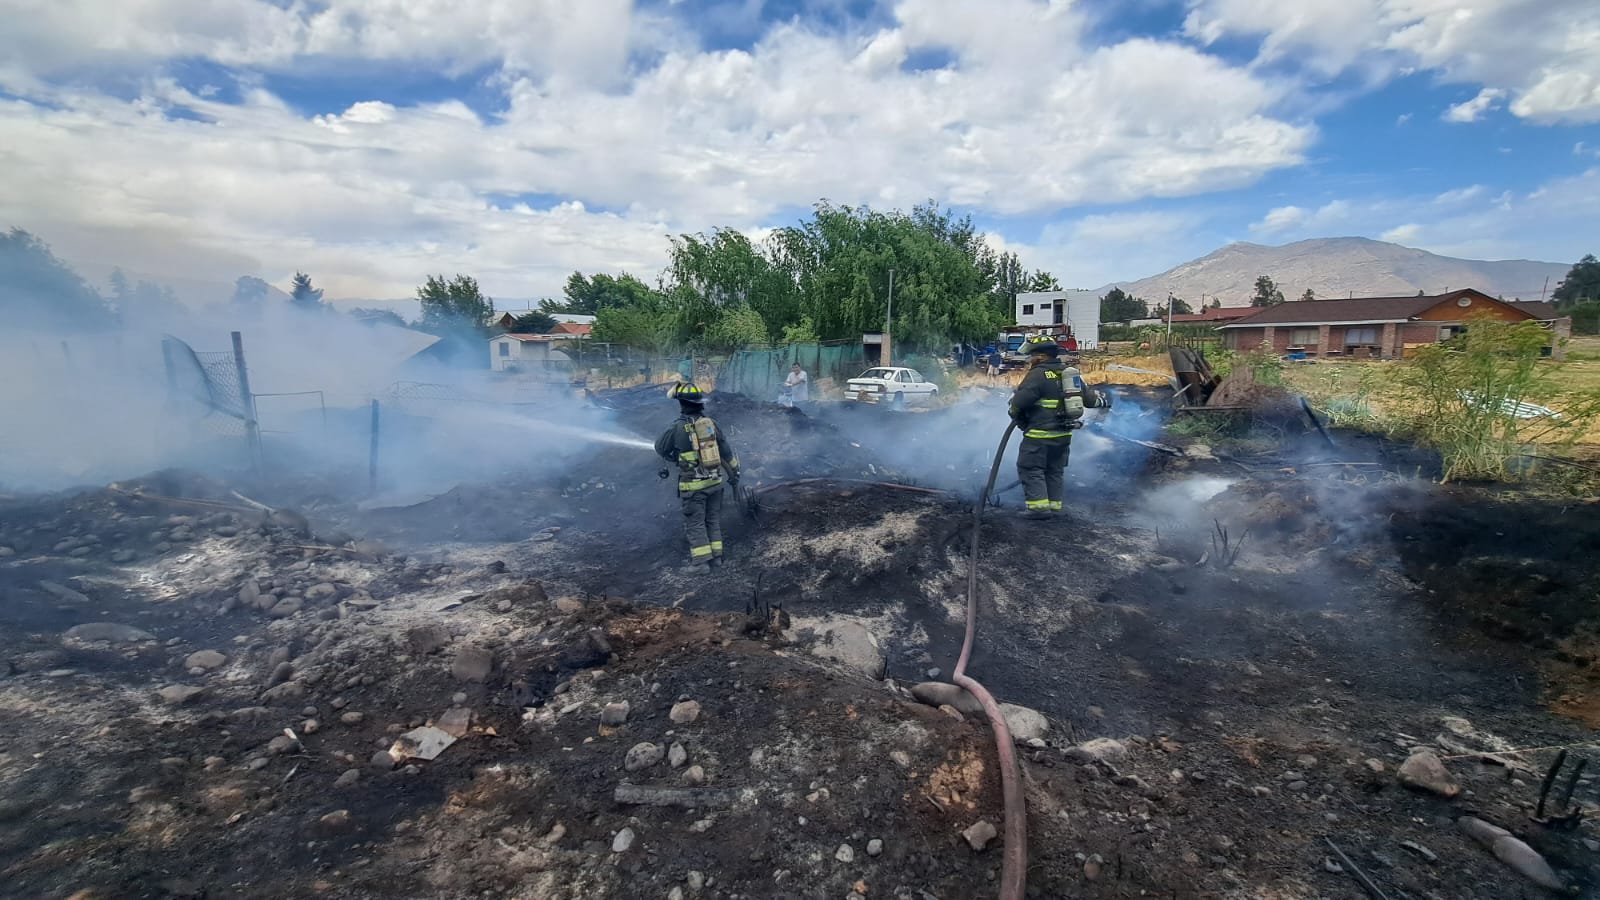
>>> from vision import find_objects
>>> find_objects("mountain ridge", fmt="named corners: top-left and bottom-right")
top-left (1109, 237), bottom-right (1569, 307)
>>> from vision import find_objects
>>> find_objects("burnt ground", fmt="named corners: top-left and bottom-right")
top-left (1, 386), bottom-right (1599, 900)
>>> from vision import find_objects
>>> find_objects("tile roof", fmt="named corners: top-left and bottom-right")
top-left (1218, 289), bottom-right (1513, 327)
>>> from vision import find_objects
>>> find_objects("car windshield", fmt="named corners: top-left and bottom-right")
top-left (857, 368), bottom-right (896, 380)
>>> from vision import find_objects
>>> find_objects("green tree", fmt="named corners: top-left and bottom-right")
top-left (0, 228), bottom-right (110, 327)
top-left (289, 272), bottom-right (326, 311)
top-left (1251, 275), bottom-right (1285, 307)
top-left (232, 276), bottom-right (270, 307)
top-left (1568, 301), bottom-right (1600, 335)
top-left (544, 271), bottom-right (661, 315)
top-left (780, 315), bottom-right (821, 344)
top-left (1022, 270), bottom-right (1062, 292)
top-left (704, 303), bottom-right (769, 350)
top-left (510, 310), bottom-right (557, 334)
top-left (350, 307), bottom-right (407, 327)
top-left (1098, 287), bottom-right (1148, 322)
top-left (1167, 296), bottom-right (1194, 316)
top-left (1553, 254), bottom-right (1600, 309)
top-left (417, 275), bottom-right (494, 334)
top-left (1300, 288), bottom-right (1316, 302)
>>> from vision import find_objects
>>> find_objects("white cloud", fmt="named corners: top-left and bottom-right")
top-left (1381, 223), bottom-right (1421, 243)
top-left (1443, 88), bottom-right (1504, 122)
top-left (1185, 0), bottom-right (1600, 123)
top-left (1396, 112), bottom-right (1412, 125)
top-left (0, 1), bottom-right (1315, 301)
top-left (1250, 200), bottom-right (1352, 235)
top-left (1253, 205), bottom-right (1308, 234)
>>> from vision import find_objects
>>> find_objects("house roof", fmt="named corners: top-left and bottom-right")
top-left (1170, 307), bottom-right (1255, 323)
top-left (1218, 289), bottom-right (1519, 328)
top-left (1510, 300), bottom-right (1559, 319)
top-left (496, 333), bottom-right (555, 343)
top-left (549, 322), bottom-right (592, 335)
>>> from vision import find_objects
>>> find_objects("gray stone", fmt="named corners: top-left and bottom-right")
top-left (612, 826), bottom-right (636, 853)
top-left (267, 597), bottom-right (303, 618)
top-left (1363, 758), bottom-right (1386, 774)
top-left (669, 742), bottom-right (688, 768)
top-left (807, 621), bottom-right (885, 679)
top-left (340, 712), bottom-right (364, 725)
top-left (669, 700), bottom-right (701, 724)
top-left (962, 820), bottom-right (998, 851)
top-left (370, 750), bottom-right (397, 771)
top-left (451, 646), bottom-right (493, 683)
top-left (1398, 750), bottom-right (1460, 798)
top-left (1458, 817), bottom-right (1565, 890)
top-left (835, 843), bottom-right (854, 863)
top-left (261, 680), bottom-right (306, 704)
top-left (334, 769), bottom-right (360, 789)
top-left (600, 701), bottom-right (631, 726)
top-left (554, 597), bottom-right (584, 614)
top-left (267, 735), bottom-right (296, 755)
top-left (684, 765), bottom-right (706, 785)
top-left (1070, 738), bottom-right (1128, 762)
top-left (305, 583), bottom-right (337, 600)
top-left (157, 684), bottom-right (204, 705)
top-left (686, 872), bottom-right (705, 891)
top-left (185, 650), bottom-right (226, 670)
top-left (909, 681), bottom-right (983, 714)
top-left (867, 838), bottom-right (883, 857)
top-left (317, 810), bottom-right (352, 832)
top-left (625, 742), bottom-right (664, 772)
top-left (999, 703), bottom-right (1049, 743)
top-left (62, 622), bottom-right (156, 644)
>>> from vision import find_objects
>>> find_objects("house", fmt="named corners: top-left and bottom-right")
top-left (491, 312), bottom-right (519, 330)
top-left (1014, 290), bottom-right (1101, 347)
top-left (1169, 306), bottom-right (1255, 325)
top-left (1217, 289), bottom-right (1571, 359)
top-left (489, 333), bottom-right (573, 373)
top-left (548, 322), bottom-right (592, 339)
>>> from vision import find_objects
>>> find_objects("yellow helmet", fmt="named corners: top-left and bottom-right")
top-left (671, 382), bottom-right (704, 403)
top-left (1021, 336), bottom-right (1060, 356)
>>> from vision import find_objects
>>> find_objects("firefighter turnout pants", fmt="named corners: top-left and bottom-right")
top-left (1017, 434), bottom-right (1070, 511)
top-left (680, 484), bottom-right (726, 561)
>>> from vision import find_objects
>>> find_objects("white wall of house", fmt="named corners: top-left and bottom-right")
top-left (1014, 290), bottom-right (1101, 347)
top-left (490, 337), bottom-right (553, 372)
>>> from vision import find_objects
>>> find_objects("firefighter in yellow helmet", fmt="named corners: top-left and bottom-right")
top-left (654, 383), bottom-right (740, 573)
top-left (1008, 336), bottom-right (1110, 516)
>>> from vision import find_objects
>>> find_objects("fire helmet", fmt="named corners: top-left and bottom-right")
top-left (1021, 336), bottom-right (1060, 357)
top-left (671, 382), bottom-right (705, 404)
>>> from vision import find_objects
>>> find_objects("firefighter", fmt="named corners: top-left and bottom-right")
top-left (1008, 336), bottom-right (1110, 515)
top-left (655, 383), bottom-right (740, 572)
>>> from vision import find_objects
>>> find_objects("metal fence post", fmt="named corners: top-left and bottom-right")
top-left (368, 399), bottom-right (381, 495)
top-left (230, 331), bottom-right (263, 476)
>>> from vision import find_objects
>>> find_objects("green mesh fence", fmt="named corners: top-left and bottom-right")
top-left (720, 342), bottom-right (869, 401)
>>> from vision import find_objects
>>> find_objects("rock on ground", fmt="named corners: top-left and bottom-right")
top-left (600, 701), bottom-right (631, 726)
top-left (669, 700), bottom-right (702, 724)
top-left (451, 646), bottom-right (494, 683)
top-left (625, 742), bottom-right (665, 772)
top-left (157, 684), bottom-right (205, 705)
top-left (1070, 738), bottom-right (1128, 762)
top-left (807, 621), bottom-right (884, 679)
top-left (1398, 750), bottom-right (1460, 798)
top-left (998, 702), bottom-right (1048, 742)
top-left (184, 650), bottom-right (227, 670)
top-left (909, 681), bottom-right (983, 715)
top-left (62, 622), bottom-right (156, 645)
top-left (1458, 817), bottom-right (1566, 890)
top-left (962, 820), bottom-right (998, 851)
top-left (612, 827), bottom-right (636, 853)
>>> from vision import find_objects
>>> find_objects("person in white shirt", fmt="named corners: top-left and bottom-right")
top-left (784, 363), bottom-right (810, 404)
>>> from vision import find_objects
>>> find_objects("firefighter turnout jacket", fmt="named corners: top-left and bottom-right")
top-left (655, 412), bottom-right (740, 493)
top-left (1008, 358), bottom-right (1089, 438)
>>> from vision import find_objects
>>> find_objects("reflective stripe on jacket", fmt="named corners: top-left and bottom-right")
top-left (1008, 358), bottom-right (1085, 439)
top-left (656, 413), bottom-right (740, 493)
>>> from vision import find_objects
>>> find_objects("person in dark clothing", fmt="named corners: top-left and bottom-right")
top-left (1008, 336), bottom-right (1109, 515)
top-left (655, 382), bottom-right (740, 573)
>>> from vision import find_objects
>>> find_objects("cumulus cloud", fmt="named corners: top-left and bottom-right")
top-left (1444, 88), bottom-right (1504, 123)
top-left (1185, 0), bottom-right (1600, 123)
top-left (1381, 223), bottom-right (1421, 243)
top-left (0, 0), bottom-right (1314, 302)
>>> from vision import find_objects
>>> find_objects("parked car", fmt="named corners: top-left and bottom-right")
top-left (844, 367), bottom-right (940, 407)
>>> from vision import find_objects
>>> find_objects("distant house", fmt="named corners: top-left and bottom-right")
top-left (491, 312), bottom-right (519, 331)
top-left (1217, 289), bottom-right (1570, 359)
top-left (1014, 290), bottom-right (1101, 347)
top-left (548, 322), bottom-right (592, 339)
top-left (1169, 306), bottom-right (1255, 324)
top-left (490, 333), bottom-right (573, 373)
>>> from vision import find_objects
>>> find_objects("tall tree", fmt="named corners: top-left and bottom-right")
top-left (544, 271), bottom-right (661, 315)
top-left (1553, 254), bottom-right (1600, 308)
top-left (289, 272), bottom-right (326, 311)
top-left (1022, 270), bottom-right (1062, 292)
top-left (510, 311), bottom-right (557, 334)
top-left (1167, 296), bottom-right (1194, 316)
top-left (232, 276), bottom-right (270, 307)
top-left (1300, 288), bottom-right (1316, 302)
top-left (417, 274), bottom-right (494, 335)
top-left (0, 228), bottom-right (110, 327)
top-left (1251, 275), bottom-right (1285, 308)
top-left (1099, 287), bottom-right (1148, 322)
top-left (350, 307), bottom-right (407, 327)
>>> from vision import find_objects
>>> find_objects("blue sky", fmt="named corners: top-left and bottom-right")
top-left (0, 0), bottom-right (1596, 305)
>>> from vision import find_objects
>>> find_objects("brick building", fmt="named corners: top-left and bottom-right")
top-left (1217, 289), bottom-right (1570, 360)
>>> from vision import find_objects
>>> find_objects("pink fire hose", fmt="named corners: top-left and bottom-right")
top-left (955, 421), bottom-right (1027, 900)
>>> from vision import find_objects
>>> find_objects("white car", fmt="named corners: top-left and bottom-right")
top-left (844, 367), bottom-right (940, 407)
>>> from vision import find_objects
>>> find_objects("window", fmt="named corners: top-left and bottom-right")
top-left (1022, 304), bottom-right (1035, 315)
top-left (498, 342), bottom-right (510, 357)
top-left (1289, 327), bottom-right (1319, 345)
top-left (1344, 326), bottom-right (1378, 345)
top-left (907, 370), bottom-right (924, 383)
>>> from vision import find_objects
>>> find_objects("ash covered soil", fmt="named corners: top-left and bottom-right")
top-left (2, 387), bottom-right (1599, 900)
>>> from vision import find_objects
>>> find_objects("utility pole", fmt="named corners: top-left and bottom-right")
top-left (1541, 276), bottom-right (1550, 303)
top-left (1165, 291), bottom-right (1174, 346)
top-left (884, 268), bottom-right (895, 366)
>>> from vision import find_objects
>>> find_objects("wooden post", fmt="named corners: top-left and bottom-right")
top-left (230, 331), bottom-right (263, 476)
top-left (368, 399), bottom-right (381, 495)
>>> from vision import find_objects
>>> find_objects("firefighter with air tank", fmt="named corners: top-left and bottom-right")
top-left (655, 382), bottom-right (740, 573)
top-left (1008, 335), bottom-right (1110, 516)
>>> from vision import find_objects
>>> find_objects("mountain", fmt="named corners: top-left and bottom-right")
top-left (1113, 237), bottom-right (1569, 306)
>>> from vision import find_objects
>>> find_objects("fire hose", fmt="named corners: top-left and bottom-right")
top-left (957, 420), bottom-right (1027, 900)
